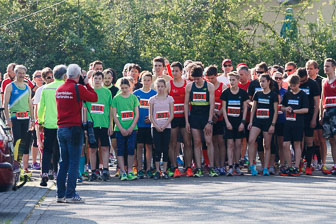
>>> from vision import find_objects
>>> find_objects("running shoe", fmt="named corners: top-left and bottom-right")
top-left (227, 168), bottom-right (233, 176)
top-left (163, 172), bottom-right (169, 179)
top-left (132, 166), bottom-right (138, 176)
top-left (244, 157), bottom-right (249, 167)
top-left (32, 162), bottom-right (41, 170)
top-left (115, 168), bottom-right (120, 177)
top-left (96, 169), bottom-right (102, 180)
top-left (40, 173), bottom-right (48, 187)
top-left (193, 168), bottom-right (203, 178)
top-left (109, 154), bottom-right (114, 167)
top-left (219, 167), bottom-right (226, 176)
top-left (82, 171), bottom-right (89, 181)
top-left (121, 172), bottom-right (127, 181)
top-left (77, 176), bottom-right (83, 183)
top-left (20, 169), bottom-right (32, 181)
top-left (173, 168), bottom-right (181, 178)
top-left (305, 167), bottom-right (313, 175)
top-left (48, 170), bottom-right (54, 180)
top-left (209, 168), bottom-right (219, 177)
top-left (127, 171), bottom-right (137, 181)
top-left (250, 164), bottom-right (258, 176)
top-left (186, 168), bottom-right (194, 177)
top-left (235, 167), bottom-right (244, 176)
top-left (317, 163), bottom-right (322, 171)
top-left (56, 197), bottom-right (66, 203)
top-left (290, 167), bottom-right (300, 177)
top-left (263, 168), bottom-right (269, 176)
top-left (146, 170), bottom-right (154, 178)
top-left (138, 170), bottom-right (144, 179)
top-left (280, 167), bottom-right (290, 176)
top-left (331, 166), bottom-right (336, 176)
top-left (269, 167), bottom-right (275, 175)
top-left (321, 165), bottom-right (331, 175)
top-left (65, 192), bottom-right (85, 204)
top-left (299, 161), bottom-right (305, 173)
top-left (89, 172), bottom-right (98, 182)
top-left (154, 171), bottom-right (161, 180)
top-left (168, 168), bottom-right (174, 177)
top-left (102, 170), bottom-right (110, 181)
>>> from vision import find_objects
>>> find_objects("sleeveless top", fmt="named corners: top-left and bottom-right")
top-left (214, 82), bottom-right (224, 121)
top-left (322, 79), bottom-right (336, 109)
top-left (189, 81), bottom-right (210, 115)
top-left (9, 82), bottom-right (30, 119)
top-left (169, 80), bottom-right (187, 118)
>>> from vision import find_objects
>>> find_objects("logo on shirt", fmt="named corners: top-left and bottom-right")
top-left (228, 100), bottom-right (240, 106)
top-left (288, 99), bottom-right (299, 105)
top-left (301, 88), bottom-right (310, 95)
top-left (258, 98), bottom-right (270, 104)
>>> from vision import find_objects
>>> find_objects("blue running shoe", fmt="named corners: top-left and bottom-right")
top-left (177, 156), bottom-right (184, 166)
top-left (263, 168), bottom-right (270, 176)
top-left (250, 164), bottom-right (258, 176)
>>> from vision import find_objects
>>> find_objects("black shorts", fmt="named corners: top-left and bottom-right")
top-left (225, 125), bottom-right (244, 140)
top-left (315, 113), bottom-right (323, 130)
top-left (252, 119), bottom-right (272, 132)
top-left (32, 129), bottom-right (38, 147)
top-left (190, 114), bottom-right (208, 130)
top-left (283, 122), bottom-right (304, 142)
top-left (213, 120), bottom-right (224, 136)
top-left (89, 127), bottom-right (110, 148)
top-left (136, 127), bottom-right (153, 145)
top-left (275, 122), bottom-right (284, 137)
top-left (304, 115), bottom-right (314, 137)
top-left (171, 117), bottom-right (186, 129)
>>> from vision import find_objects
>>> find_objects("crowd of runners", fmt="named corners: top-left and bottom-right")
top-left (1, 56), bottom-right (336, 203)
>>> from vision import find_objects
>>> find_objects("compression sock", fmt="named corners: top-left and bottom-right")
top-left (79, 156), bottom-right (85, 176)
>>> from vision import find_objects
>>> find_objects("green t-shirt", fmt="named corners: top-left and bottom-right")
top-left (112, 93), bottom-right (140, 131)
top-left (86, 87), bottom-right (113, 128)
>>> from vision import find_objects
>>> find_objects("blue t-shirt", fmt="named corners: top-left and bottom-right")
top-left (277, 88), bottom-right (287, 123)
top-left (133, 88), bottom-right (157, 128)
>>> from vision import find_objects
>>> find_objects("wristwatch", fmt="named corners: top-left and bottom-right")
top-left (207, 120), bottom-right (214, 125)
top-left (271, 123), bottom-right (275, 126)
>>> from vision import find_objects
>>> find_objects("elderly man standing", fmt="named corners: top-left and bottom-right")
top-left (56, 64), bottom-right (97, 203)
top-left (38, 65), bottom-right (66, 187)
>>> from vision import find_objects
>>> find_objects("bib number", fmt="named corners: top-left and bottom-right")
top-left (192, 92), bottom-right (206, 102)
top-left (16, 112), bottom-right (29, 120)
top-left (278, 105), bottom-right (283, 115)
top-left (325, 96), bottom-right (336, 108)
top-left (91, 104), bottom-right (105, 114)
top-left (121, 111), bottom-right (134, 121)
top-left (286, 112), bottom-right (296, 121)
top-left (256, 109), bottom-right (269, 119)
top-left (227, 107), bottom-right (240, 117)
top-left (174, 104), bottom-right (184, 114)
top-left (214, 102), bottom-right (222, 112)
top-left (156, 111), bottom-right (169, 121)
top-left (140, 99), bottom-right (149, 109)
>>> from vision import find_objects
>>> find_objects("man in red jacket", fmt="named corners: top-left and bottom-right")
top-left (56, 64), bottom-right (97, 203)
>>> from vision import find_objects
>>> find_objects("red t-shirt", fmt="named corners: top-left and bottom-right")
top-left (56, 79), bottom-right (98, 127)
top-left (1, 78), bottom-right (34, 93)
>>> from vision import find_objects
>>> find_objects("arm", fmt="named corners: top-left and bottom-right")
top-left (248, 101), bottom-right (257, 130)
top-left (184, 84), bottom-right (191, 133)
top-left (127, 106), bottom-right (139, 135)
top-left (78, 84), bottom-right (98, 102)
top-left (204, 83), bottom-right (215, 135)
top-left (239, 100), bottom-right (248, 131)
top-left (162, 100), bottom-right (174, 130)
top-left (112, 107), bottom-right (127, 136)
top-left (28, 88), bottom-right (35, 129)
top-left (222, 100), bottom-right (232, 130)
top-left (3, 84), bottom-right (12, 127)
top-left (268, 102), bottom-right (278, 134)
top-left (149, 101), bottom-right (161, 132)
top-left (108, 106), bottom-right (114, 136)
top-left (293, 108), bottom-right (309, 114)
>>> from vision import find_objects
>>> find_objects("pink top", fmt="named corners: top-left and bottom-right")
top-left (149, 95), bottom-right (174, 128)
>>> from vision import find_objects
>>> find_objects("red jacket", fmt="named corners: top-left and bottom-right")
top-left (56, 79), bottom-right (98, 127)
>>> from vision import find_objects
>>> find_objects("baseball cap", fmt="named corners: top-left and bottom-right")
top-left (236, 63), bottom-right (248, 69)
top-left (222, 59), bottom-right (232, 65)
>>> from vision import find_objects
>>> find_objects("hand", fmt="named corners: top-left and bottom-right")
top-left (238, 123), bottom-right (244, 132)
top-left (248, 123), bottom-right (252, 131)
top-left (144, 116), bottom-right (151, 124)
top-left (268, 125), bottom-right (275, 134)
top-left (37, 140), bottom-right (44, 150)
top-left (155, 126), bottom-right (162, 132)
top-left (84, 75), bottom-right (89, 85)
top-left (186, 122), bottom-right (191, 133)
top-left (286, 107), bottom-right (292, 113)
top-left (30, 121), bottom-right (35, 130)
top-left (319, 117), bottom-right (323, 125)
top-left (6, 120), bottom-right (12, 128)
top-left (203, 123), bottom-right (212, 136)
top-left (310, 119), bottom-right (316, 129)
top-left (226, 122), bottom-right (233, 131)
top-left (120, 128), bottom-right (128, 136)
top-left (108, 126), bottom-right (114, 136)
top-left (126, 127), bottom-right (134, 136)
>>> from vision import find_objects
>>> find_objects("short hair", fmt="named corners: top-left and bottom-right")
top-left (67, 64), bottom-right (81, 79)
top-left (153, 56), bottom-right (165, 67)
top-left (194, 61), bottom-right (204, 71)
top-left (285, 61), bottom-right (297, 69)
top-left (288, 74), bottom-right (300, 85)
top-left (123, 63), bottom-right (132, 73)
top-left (155, 78), bottom-right (166, 87)
top-left (92, 60), bottom-right (103, 68)
top-left (93, 71), bottom-right (104, 78)
top-left (41, 67), bottom-right (53, 80)
top-left (33, 70), bottom-right (42, 78)
top-left (14, 65), bottom-right (27, 74)
top-left (128, 63), bottom-right (141, 73)
top-left (272, 65), bottom-right (284, 74)
top-left (325, 58), bottom-right (336, 67)
top-left (120, 78), bottom-right (130, 87)
top-left (204, 65), bottom-right (218, 76)
top-left (7, 63), bottom-right (16, 71)
top-left (184, 60), bottom-right (193, 68)
top-left (237, 66), bottom-right (249, 73)
top-left (171, 62), bottom-right (183, 71)
top-left (141, 71), bottom-right (153, 81)
top-left (103, 68), bottom-right (117, 84)
top-left (297, 67), bottom-right (308, 78)
top-left (256, 62), bottom-right (268, 72)
top-left (228, 71), bottom-right (240, 80)
top-left (53, 65), bottom-right (67, 80)
top-left (190, 65), bottom-right (203, 77)
top-left (306, 60), bottom-right (319, 69)
top-left (185, 62), bottom-right (197, 73)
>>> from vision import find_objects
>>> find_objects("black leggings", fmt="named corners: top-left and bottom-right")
top-left (42, 128), bottom-right (60, 174)
top-left (11, 118), bottom-right (30, 164)
top-left (152, 128), bottom-right (171, 163)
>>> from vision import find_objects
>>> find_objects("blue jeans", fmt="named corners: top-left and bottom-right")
top-left (57, 126), bottom-right (83, 198)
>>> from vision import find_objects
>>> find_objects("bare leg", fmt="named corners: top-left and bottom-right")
top-left (90, 148), bottom-right (98, 170)
top-left (191, 129), bottom-right (202, 169)
top-left (248, 127), bottom-right (261, 164)
top-left (101, 146), bottom-right (109, 169)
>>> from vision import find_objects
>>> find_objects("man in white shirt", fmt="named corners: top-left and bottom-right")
top-left (217, 59), bottom-right (233, 86)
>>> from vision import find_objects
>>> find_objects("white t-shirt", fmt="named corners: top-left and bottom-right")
top-left (217, 74), bottom-right (230, 86)
top-left (33, 86), bottom-right (45, 105)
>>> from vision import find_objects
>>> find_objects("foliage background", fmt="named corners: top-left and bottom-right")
top-left (0, 0), bottom-right (335, 77)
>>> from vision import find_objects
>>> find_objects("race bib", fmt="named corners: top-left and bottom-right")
top-left (214, 102), bottom-right (222, 112)
top-left (278, 105), bottom-right (283, 114)
top-left (256, 109), bottom-right (269, 119)
top-left (120, 111), bottom-right (134, 121)
top-left (91, 104), bottom-right (105, 114)
top-left (325, 96), bottom-right (336, 108)
top-left (174, 104), bottom-right (184, 114)
top-left (227, 106), bottom-right (240, 117)
top-left (192, 92), bottom-right (206, 102)
top-left (156, 111), bottom-right (169, 121)
top-left (16, 112), bottom-right (29, 120)
top-left (139, 99), bottom-right (149, 109)
top-left (286, 112), bottom-right (296, 121)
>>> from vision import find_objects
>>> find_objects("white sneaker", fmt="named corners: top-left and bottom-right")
top-left (65, 193), bottom-right (85, 204)
top-left (56, 197), bottom-right (66, 203)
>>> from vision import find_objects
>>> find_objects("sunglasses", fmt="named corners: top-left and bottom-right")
top-left (256, 71), bottom-right (264, 74)
top-left (285, 69), bottom-right (293, 73)
top-left (275, 77), bottom-right (283, 80)
top-left (46, 76), bottom-right (53, 80)
top-left (223, 64), bottom-right (233, 67)
top-left (34, 75), bottom-right (42, 78)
